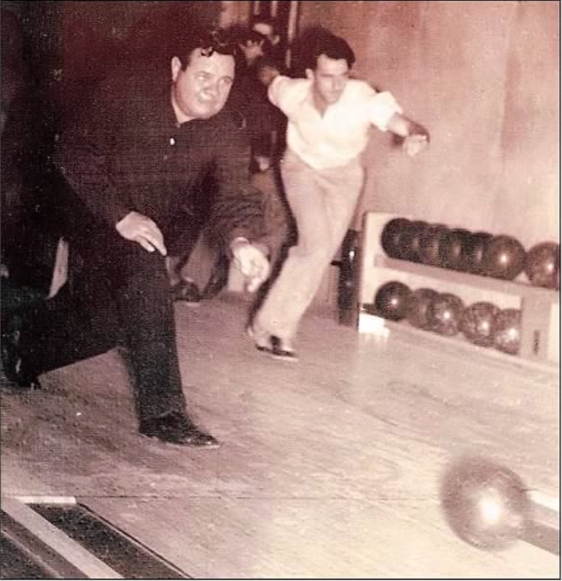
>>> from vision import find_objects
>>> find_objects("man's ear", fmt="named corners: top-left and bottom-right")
top-left (171, 56), bottom-right (182, 82)
top-left (305, 68), bottom-right (314, 81)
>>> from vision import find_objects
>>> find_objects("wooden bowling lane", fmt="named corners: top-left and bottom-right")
top-left (81, 496), bottom-right (558, 579)
top-left (1, 297), bottom-right (559, 578)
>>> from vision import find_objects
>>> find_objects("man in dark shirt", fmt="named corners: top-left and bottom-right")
top-left (9, 27), bottom-right (271, 447)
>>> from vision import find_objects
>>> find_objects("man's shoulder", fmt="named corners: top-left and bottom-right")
top-left (345, 79), bottom-right (377, 101)
top-left (274, 76), bottom-right (310, 95)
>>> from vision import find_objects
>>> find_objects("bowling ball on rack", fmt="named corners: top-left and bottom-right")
top-left (381, 218), bottom-right (411, 259)
top-left (427, 292), bottom-right (465, 336)
top-left (460, 301), bottom-right (500, 347)
top-left (397, 220), bottom-right (429, 263)
top-left (419, 224), bottom-right (450, 267)
top-left (374, 281), bottom-right (412, 321)
top-left (482, 235), bottom-right (526, 280)
top-left (406, 288), bottom-right (439, 330)
top-left (440, 457), bottom-right (531, 551)
top-left (492, 308), bottom-right (521, 355)
top-left (524, 242), bottom-right (560, 290)
top-left (463, 232), bottom-right (493, 275)
top-left (440, 228), bottom-right (472, 271)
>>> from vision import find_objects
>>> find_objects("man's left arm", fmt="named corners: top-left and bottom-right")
top-left (386, 113), bottom-right (430, 157)
top-left (367, 89), bottom-right (430, 157)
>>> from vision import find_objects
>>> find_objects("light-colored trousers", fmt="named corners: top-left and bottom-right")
top-left (253, 149), bottom-right (364, 343)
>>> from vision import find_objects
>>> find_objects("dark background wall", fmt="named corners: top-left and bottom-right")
top-left (5, 1), bottom-right (222, 117)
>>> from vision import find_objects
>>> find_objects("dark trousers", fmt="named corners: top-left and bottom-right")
top-left (18, 187), bottom-right (187, 423)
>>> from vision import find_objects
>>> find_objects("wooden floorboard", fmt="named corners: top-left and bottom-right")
top-left (2, 296), bottom-right (559, 578)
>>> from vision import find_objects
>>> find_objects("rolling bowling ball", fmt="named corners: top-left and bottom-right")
top-left (427, 292), bottom-right (465, 336)
top-left (482, 235), bottom-right (526, 280)
top-left (381, 218), bottom-right (411, 259)
top-left (397, 220), bottom-right (429, 263)
top-left (493, 308), bottom-right (521, 355)
top-left (406, 288), bottom-right (439, 330)
top-left (524, 242), bottom-right (560, 290)
top-left (419, 224), bottom-right (449, 267)
top-left (460, 301), bottom-right (500, 347)
top-left (440, 228), bottom-right (472, 271)
top-left (463, 232), bottom-right (493, 275)
top-left (374, 281), bottom-right (412, 321)
top-left (440, 457), bottom-right (531, 551)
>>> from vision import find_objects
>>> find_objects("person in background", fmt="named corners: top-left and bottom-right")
top-left (249, 30), bottom-right (430, 360)
top-left (252, 16), bottom-right (286, 70)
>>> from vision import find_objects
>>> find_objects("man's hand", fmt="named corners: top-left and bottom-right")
top-left (403, 121), bottom-right (430, 158)
top-left (254, 155), bottom-right (272, 172)
top-left (116, 211), bottom-right (167, 256)
top-left (230, 237), bottom-right (270, 292)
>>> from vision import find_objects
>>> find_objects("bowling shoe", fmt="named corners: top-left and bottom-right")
top-left (139, 411), bottom-right (220, 447)
top-left (256, 336), bottom-right (299, 362)
top-left (247, 325), bottom-right (299, 361)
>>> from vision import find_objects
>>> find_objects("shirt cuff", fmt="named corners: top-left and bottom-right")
top-left (369, 91), bottom-right (404, 132)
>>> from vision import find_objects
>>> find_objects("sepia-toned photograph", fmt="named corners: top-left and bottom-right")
top-left (1, 1), bottom-right (559, 578)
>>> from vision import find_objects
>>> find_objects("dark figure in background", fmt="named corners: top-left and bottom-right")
top-left (252, 16), bottom-right (287, 71)
top-left (1, 8), bottom-right (27, 274)
top-left (1, 7), bottom-right (58, 288)
top-left (231, 26), bottom-right (288, 171)
top-left (5, 26), bottom-right (272, 447)
top-left (230, 27), bottom-right (293, 268)
top-left (1, 7), bottom-right (65, 392)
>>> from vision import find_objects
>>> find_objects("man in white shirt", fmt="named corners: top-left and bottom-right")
top-left (249, 31), bottom-right (429, 360)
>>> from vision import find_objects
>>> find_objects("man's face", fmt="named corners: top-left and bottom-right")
top-left (171, 49), bottom-right (235, 123)
top-left (307, 54), bottom-right (350, 107)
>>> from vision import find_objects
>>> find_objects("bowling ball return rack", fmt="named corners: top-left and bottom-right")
top-left (355, 212), bottom-right (559, 366)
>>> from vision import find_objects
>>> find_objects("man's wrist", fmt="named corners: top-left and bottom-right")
top-left (408, 121), bottom-right (430, 141)
top-left (230, 236), bottom-right (250, 252)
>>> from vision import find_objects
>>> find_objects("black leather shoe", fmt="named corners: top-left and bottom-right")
top-left (139, 412), bottom-right (220, 447)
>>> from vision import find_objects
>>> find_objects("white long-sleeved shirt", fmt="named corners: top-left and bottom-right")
top-left (269, 75), bottom-right (403, 170)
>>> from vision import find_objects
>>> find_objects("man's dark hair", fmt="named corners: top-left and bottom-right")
top-left (251, 15), bottom-right (278, 33)
top-left (236, 29), bottom-right (267, 47)
top-left (176, 26), bottom-right (240, 70)
top-left (304, 31), bottom-right (356, 71)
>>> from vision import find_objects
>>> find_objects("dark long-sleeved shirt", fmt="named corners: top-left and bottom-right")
top-left (53, 65), bottom-right (268, 249)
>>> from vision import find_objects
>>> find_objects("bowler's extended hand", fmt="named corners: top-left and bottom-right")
top-left (116, 211), bottom-right (167, 256)
top-left (403, 122), bottom-right (430, 158)
top-left (230, 238), bottom-right (271, 292)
